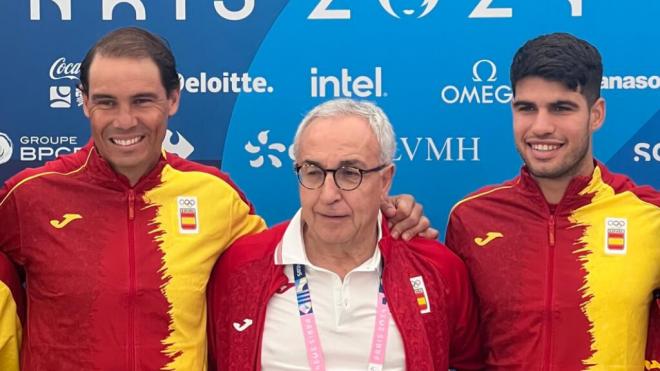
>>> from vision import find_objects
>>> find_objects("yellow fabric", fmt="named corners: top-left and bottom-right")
top-left (144, 164), bottom-right (266, 371)
top-left (570, 167), bottom-right (660, 370)
top-left (0, 282), bottom-right (21, 371)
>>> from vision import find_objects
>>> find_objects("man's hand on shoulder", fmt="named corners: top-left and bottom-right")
top-left (380, 194), bottom-right (439, 241)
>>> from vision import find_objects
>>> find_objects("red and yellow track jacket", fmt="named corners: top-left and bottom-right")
top-left (446, 162), bottom-right (660, 370)
top-left (0, 142), bottom-right (265, 370)
top-left (0, 252), bottom-right (24, 371)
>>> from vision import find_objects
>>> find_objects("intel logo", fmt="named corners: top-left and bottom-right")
top-left (310, 67), bottom-right (385, 98)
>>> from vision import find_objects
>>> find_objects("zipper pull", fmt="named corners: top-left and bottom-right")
top-left (128, 190), bottom-right (135, 221)
top-left (548, 215), bottom-right (556, 247)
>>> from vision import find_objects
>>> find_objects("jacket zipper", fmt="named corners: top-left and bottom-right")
top-left (127, 189), bottom-right (136, 371)
top-left (255, 274), bottom-right (289, 371)
top-left (542, 213), bottom-right (556, 370)
top-left (380, 265), bottom-right (428, 371)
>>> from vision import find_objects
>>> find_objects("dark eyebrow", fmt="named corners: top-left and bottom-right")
top-left (512, 100), bottom-right (535, 108)
top-left (90, 94), bottom-right (115, 101)
top-left (551, 100), bottom-right (579, 108)
top-left (90, 92), bottom-right (160, 102)
top-left (133, 93), bottom-right (159, 100)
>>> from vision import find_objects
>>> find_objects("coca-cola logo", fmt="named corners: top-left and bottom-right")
top-left (49, 57), bottom-right (80, 81)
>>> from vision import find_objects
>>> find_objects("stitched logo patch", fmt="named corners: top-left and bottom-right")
top-left (604, 217), bottom-right (627, 255)
top-left (410, 275), bottom-right (431, 314)
top-left (177, 196), bottom-right (199, 234)
top-left (50, 213), bottom-right (82, 229)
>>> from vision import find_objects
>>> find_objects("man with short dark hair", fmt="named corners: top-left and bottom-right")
top-left (0, 27), bottom-right (433, 370)
top-left (208, 99), bottom-right (483, 370)
top-left (446, 32), bottom-right (660, 369)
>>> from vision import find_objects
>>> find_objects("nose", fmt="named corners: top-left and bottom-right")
top-left (318, 172), bottom-right (342, 204)
top-left (529, 109), bottom-right (555, 136)
top-left (112, 104), bottom-right (138, 130)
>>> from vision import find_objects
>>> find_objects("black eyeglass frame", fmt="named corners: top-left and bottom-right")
top-left (294, 163), bottom-right (389, 191)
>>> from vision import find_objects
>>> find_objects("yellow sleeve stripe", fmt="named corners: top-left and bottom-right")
top-left (448, 183), bottom-right (516, 216)
top-left (0, 149), bottom-right (93, 209)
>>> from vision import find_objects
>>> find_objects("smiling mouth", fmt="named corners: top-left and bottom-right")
top-left (111, 136), bottom-right (144, 147)
top-left (530, 143), bottom-right (562, 152)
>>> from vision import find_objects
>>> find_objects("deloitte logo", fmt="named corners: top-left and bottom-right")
top-left (179, 72), bottom-right (273, 94)
top-left (440, 59), bottom-right (512, 104)
top-left (0, 133), bottom-right (12, 165)
top-left (379, 0), bottom-right (439, 18)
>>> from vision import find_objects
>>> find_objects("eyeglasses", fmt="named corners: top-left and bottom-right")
top-left (295, 163), bottom-right (389, 191)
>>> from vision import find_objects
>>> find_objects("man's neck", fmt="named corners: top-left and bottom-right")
top-left (303, 229), bottom-right (378, 281)
top-left (114, 159), bottom-right (159, 187)
top-left (534, 161), bottom-right (596, 205)
top-left (535, 177), bottom-right (571, 204)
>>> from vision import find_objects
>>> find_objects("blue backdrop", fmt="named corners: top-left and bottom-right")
top-left (1, 1), bottom-right (658, 235)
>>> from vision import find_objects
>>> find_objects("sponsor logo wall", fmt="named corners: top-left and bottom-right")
top-left (1, 1), bottom-right (658, 234)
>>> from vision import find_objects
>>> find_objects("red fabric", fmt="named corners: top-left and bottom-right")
top-left (647, 290), bottom-right (660, 368)
top-left (0, 252), bottom-right (25, 324)
top-left (446, 162), bottom-right (660, 370)
top-left (208, 220), bottom-right (484, 371)
top-left (0, 142), bottom-right (257, 370)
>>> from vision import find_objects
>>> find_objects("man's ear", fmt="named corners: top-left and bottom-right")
top-left (82, 90), bottom-right (91, 118)
top-left (167, 88), bottom-right (181, 116)
top-left (589, 97), bottom-right (606, 133)
top-left (381, 164), bottom-right (395, 197)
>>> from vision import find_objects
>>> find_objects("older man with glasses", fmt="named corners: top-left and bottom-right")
top-left (207, 98), bottom-right (484, 371)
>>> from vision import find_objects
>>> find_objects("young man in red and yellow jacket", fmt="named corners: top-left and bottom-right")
top-left (446, 33), bottom-right (660, 370)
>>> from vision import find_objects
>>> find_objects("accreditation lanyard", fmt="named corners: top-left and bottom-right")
top-left (293, 263), bottom-right (391, 371)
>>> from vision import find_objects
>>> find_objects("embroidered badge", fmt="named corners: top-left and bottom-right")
top-left (604, 217), bottom-right (627, 255)
top-left (410, 275), bottom-right (431, 314)
top-left (177, 196), bottom-right (199, 234)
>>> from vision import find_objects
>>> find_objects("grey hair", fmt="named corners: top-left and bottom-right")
top-left (292, 99), bottom-right (397, 164)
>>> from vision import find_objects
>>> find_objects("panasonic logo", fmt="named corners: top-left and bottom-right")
top-left (601, 75), bottom-right (660, 90)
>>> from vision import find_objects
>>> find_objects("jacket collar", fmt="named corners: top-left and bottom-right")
top-left (82, 140), bottom-right (168, 192)
top-left (275, 209), bottom-right (384, 272)
top-left (517, 160), bottom-right (608, 206)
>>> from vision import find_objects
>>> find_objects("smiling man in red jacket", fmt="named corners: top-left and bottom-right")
top-left (446, 33), bottom-right (660, 370)
top-left (208, 99), bottom-right (484, 370)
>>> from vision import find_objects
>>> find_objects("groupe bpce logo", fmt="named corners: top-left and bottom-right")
top-left (0, 133), bottom-right (13, 165)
